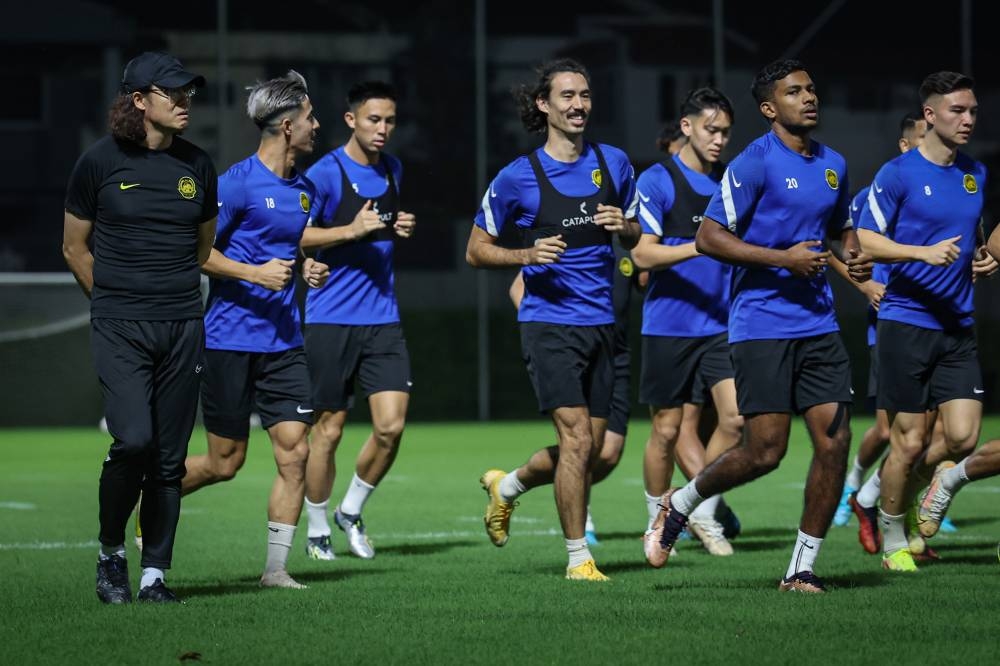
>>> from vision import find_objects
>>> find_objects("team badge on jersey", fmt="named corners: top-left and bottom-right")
top-left (824, 169), bottom-right (839, 190)
top-left (964, 174), bottom-right (978, 194)
top-left (300, 191), bottom-right (311, 213)
top-left (618, 256), bottom-right (634, 278)
top-left (591, 169), bottom-right (602, 188)
top-left (177, 176), bottom-right (197, 200)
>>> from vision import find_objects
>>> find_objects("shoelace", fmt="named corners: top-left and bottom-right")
top-left (923, 485), bottom-right (952, 520)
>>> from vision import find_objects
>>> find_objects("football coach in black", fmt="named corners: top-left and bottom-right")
top-left (63, 52), bottom-right (217, 604)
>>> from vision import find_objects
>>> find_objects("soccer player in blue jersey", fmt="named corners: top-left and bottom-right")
top-left (181, 70), bottom-right (327, 589)
top-left (831, 112), bottom-right (925, 535)
top-left (651, 59), bottom-right (873, 593)
top-left (300, 81), bottom-right (416, 561)
top-left (466, 59), bottom-right (638, 581)
top-left (632, 87), bottom-right (742, 563)
top-left (857, 71), bottom-right (991, 572)
top-left (506, 236), bottom-right (641, 547)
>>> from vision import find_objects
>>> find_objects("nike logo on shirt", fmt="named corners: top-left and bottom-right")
top-left (731, 173), bottom-right (742, 187)
top-left (873, 181), bottom-right (883, 193)
top-left (119, 182), bottom-right (141, 190)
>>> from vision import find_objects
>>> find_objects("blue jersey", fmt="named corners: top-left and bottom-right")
top-left (858, 148), bottom-right (986, 331)
top-left (850, 186), bottom-right (889, 346)
top-left (305, 146), bottom-right (404, 325)
top-left (475, 143), bottom-right (637, 325)
top-left (637, 154), bottom-right (730, 337)
top-left (704, 131), bottom-right (850, 343)
top-left (204, 154), bottom-right (314, 352)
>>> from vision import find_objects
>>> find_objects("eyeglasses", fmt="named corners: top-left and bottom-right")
top-left (147, 85), bottom-right (197, 104)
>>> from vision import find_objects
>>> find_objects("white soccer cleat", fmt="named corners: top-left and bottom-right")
top-left (260, 569), bottom-right (308, 589)
top-left (688, 515), bottom-right (734, 556)
top-left (335, 507), bottom-right (375, 559)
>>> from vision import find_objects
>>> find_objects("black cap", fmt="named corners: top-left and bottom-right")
top-left (121, 51), bottom-right (206, 93)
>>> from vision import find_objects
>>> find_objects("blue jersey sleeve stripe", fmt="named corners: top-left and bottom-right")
top-left (480, 189), bottom-right (498, 236)
top-left (866, 187), bottom-right (888, 233)
top-left (720, 168), bottom-right (738, 232)
top-left (624, 190), bottom-right (638, 219)
top-left (639, 201), bottom-right (663, 236)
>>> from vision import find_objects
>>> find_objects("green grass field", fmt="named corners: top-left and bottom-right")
top-left (2, 417), bottom-right (999, 664)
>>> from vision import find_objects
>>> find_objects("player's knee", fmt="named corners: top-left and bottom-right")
top-left (277, 440), bottom-right (309, 479)
top-left (372, 416), bottom-right (405, 447)
top-left (312, 419), bottom-right (344, 449)
top-left (651, 421), bottom-right (679, 448)
top-left (112, 422), bottom-right (156, 458)
top-left (945, 428), bottom-right (978, 457)
top-left (211, 447), bottom-right (246, 482)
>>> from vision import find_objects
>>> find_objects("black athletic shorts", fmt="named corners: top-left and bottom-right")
top-left (876, 320), bottom-right (982, 414)
top-left (731, 332), bottom-right (853, 415)
top-left (640, 332), bottom-right (732, 408)
top-left (305, 323), bottom-right (411, 412)
top-left (519, 322), bottom-right (614, 418)
top-left (607, 346), bottom-right (631, 436)
top-left (200, 347), bottom-right (312, 439)
top-left (866, 344), bottom-right (879, 402)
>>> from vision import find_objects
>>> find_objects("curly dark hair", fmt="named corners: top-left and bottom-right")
top-left (513, 58), bottom-right (591, 134)
top-left (751, 59), bottom-right (807, 105)
top-left (108, 93), bottom-right (146, 144)
top-left (655, 119), bottom-right (684, 154)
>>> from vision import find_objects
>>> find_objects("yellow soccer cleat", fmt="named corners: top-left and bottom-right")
top-left (565, 559), bottom-right (609, 582)
top-left (882, 547), bottom-right (918, 572)
top-left (480, 469), bottom-right (516, 547)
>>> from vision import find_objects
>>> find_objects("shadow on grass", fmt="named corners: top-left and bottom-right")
top-left (726, 539), bottom-right (788, 553)
top-left (377, 539), bottom-right (476, 556)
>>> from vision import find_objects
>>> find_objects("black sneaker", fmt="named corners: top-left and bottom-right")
top-left (96, 554), bottom-right (132, 604)
top-left (137, 579), bottom-right (183, 603)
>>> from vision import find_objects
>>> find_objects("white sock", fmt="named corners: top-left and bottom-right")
top-left (99, 544), bottom-right (126, 560)
top-left (942, 459), bottom-right (970, 492)
top-left (846, 456), bottom-right (866, 490)
top-left (566, 537), bottom-right (592, 568)
top-left (690, 494), bottom-right (722, 521)
top-left (499, 471), bottom-right (527, 503)
top-left (304, 498), bottom-right (331, 538)
top-left (140, 567), bottom-right (165, 589)
top-left (339, 473), bottom-right (375, 517)
top-left (785, 530), bottom-right (824, 579)
top-left (265, 521), bottom-right (296, 574)
top-left (879, 509), bottom-right (908, 554)
top-left (857, 470), bottom-right (881, 508)
top-left (671, 480), bottom-right (705, 516)
top-left (644, 492), bottom-right (661, 530)
top-left (585, 507), bottom-right (595, 533)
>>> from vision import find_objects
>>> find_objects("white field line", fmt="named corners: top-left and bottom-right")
top-left (0, 502), bottom-right (36, 510)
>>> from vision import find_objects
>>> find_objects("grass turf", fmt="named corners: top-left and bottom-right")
top-left (2, 417), bottom-right (999, 664)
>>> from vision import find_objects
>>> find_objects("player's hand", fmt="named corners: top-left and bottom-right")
top-left (302, 257), bottom-right (330, 289)
top-left (593, 204), bottom-right (626, 233)
top-left (525, 235), bottom-right (567, 265)
top-left (782, 240), bottom-right (830, 278)
top-left (859, 279), bottom-right (885, 310)
top-left (846, 247), bottom-right (874, 283)
top-left (349, 200), bottom-right (386, 240)
top-left (254, 258), bottom-right (294, 291)
top-left (972, 245), bottom-right (998, 282)
top-left (394, 211), bottom-right (416, 238)
top-left (920, 235), bottom-right (962, 266)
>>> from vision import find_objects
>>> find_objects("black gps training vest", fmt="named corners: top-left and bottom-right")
top-left (524, 143), bottom-right (619, 249)
top-left (326, 153), bottom-right (399, 243)
top-left (659, 158), bottom-right (725, 239)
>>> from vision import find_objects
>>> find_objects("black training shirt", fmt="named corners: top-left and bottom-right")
top-left (65, 135), bottom-right (217, 320)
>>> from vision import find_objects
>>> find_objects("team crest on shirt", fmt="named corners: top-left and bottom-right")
top-left (964, 174), bottom-right (978, 194)
top-left (618, 256), bottom-right (634, 278)
top-left (177, 177), bottom-right (197, 200)
top-left (824, 169), bottom-right (839, 190)
top-left (299, 191), bottom-right (311, 213)
top-left (591, 169), bottom-right (602, 188)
